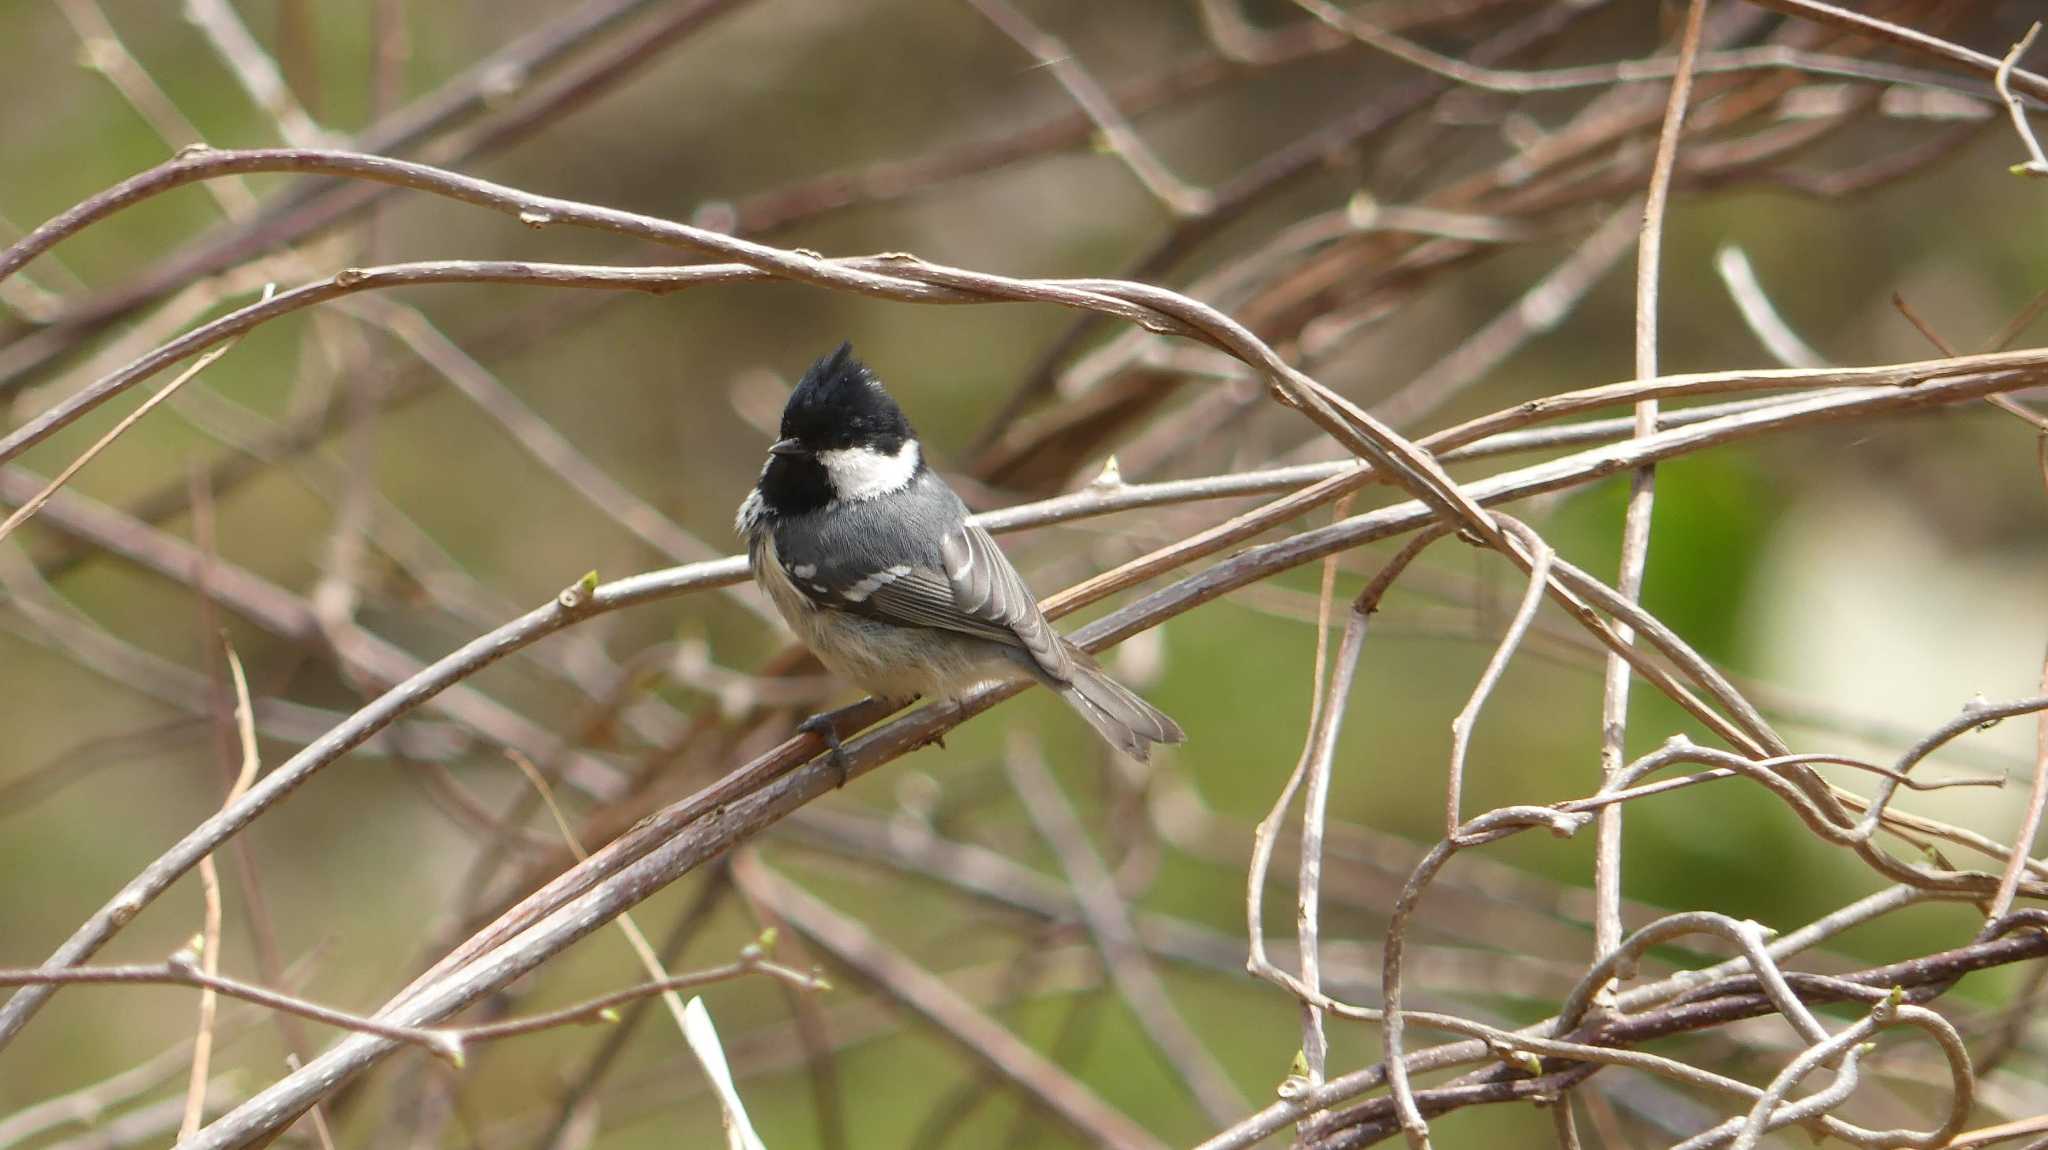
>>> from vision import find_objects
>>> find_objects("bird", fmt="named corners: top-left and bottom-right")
top-left (735, 342), bottom-right (1186, 774)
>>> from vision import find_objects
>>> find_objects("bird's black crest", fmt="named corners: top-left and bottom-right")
top-left (779, 342), bottom-right (914, 453)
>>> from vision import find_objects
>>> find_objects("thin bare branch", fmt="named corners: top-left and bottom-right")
top-left (0, 333), bottom-right (244, 547)
top-left (182, 0), bottom-right (329, 147)
top-left (965, 0), bottom-right (1211, 217)
top-left (1989, 657), bottom-right (2048, 923)
top-left (1714, 245), bottom-right (1828, 370)
top-left (178, 642), bottom-right (262, 1142)
top-left (1295, 0), bottom-right (2031, 104)
top-left (1445, 537), bottom-right (1553, 833)
top-left (1742, 1), bottom-right (2048, 103)
top-left (1595, 0), bottom-right (1707, 989)
top-left (0, 958), bottom-right (462, 1062)
top-left (1999, 22), bottom-right (2048, 178)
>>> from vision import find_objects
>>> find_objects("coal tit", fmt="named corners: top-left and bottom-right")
top-left (736, 343), bottom-right (1186, 764)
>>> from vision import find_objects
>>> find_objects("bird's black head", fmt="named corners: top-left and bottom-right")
top-left (776, 341), bottom-right (914, 453)
top-left (755, 343), bottom-right (922, 517)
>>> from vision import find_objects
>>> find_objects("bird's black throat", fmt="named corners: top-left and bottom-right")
top-left (757, 453), bottom-right (835, 517)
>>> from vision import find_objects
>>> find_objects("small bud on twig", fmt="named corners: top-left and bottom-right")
top-left (557, 571), bottom-right (599, 609)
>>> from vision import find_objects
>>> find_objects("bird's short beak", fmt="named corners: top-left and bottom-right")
top-left (767, 437), bottom-right (807, 457)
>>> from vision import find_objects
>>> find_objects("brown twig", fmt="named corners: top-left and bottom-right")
top-left (1295, 494), bottom-right (1361, 1095)
top-left (0, 958), bottom-right (462, 1062)
top-left (183, 0), bottom-right (329, 148)
top-left (178, 641), bottom-right (262, 1142)
top-left (0, 334), bottom-right (244, 547)
top-left (1371, 202), bottom-right (1640, 430)
top-left (454, 955), bottom-right (823, 1042)
top-left (1713, 245), bottom-right (1828, 370)
top-left (1295, 0), bottom-right (2019, 102)
top-left (1744, 0), bottom-right (2048, 104)
top-left (1445, 533), bottom-right (1553, 833)
top-left (1593, 0), bottom-right (1707, 986)
top-left (1990, 655), bottom-right (2048, 923)
top-left (965, 0), bottom-right (1211, 217)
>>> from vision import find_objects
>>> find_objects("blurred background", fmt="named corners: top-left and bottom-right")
top-left (2, 1), bottom-right (2047, 1146)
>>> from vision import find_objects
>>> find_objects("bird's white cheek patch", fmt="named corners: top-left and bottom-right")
top-left (818, 440), bottom-right (920, 501)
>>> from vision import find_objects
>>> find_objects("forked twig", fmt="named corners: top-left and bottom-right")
top-left (1997, 22), bottom-right (2048, 177)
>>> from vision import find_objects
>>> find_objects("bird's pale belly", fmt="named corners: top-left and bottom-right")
top-left (749, 531), bottom-right (1018, 703)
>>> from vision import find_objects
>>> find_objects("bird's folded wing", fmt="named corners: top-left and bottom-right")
top-left (781, 516), bottom-right (1073, 682)
top-left (939, 520), bottom-right (1070, 680)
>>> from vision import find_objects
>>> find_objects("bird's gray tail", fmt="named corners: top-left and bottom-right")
top-left (1050, 648), bottom-right (1186, 762)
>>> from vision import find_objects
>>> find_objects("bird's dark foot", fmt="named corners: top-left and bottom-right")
top-left (921, 698), bottom-right (967, 751)
top-left (798, 707), bottom-right (856, 788)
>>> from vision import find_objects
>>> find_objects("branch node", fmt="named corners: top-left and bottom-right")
top-left (477, 61), bottom-right (524, 102)
top-left (1486, 1039), bottom-right (1544, 1077)
top-left (557, 570), bottom-right (600, 610)
top-left (76, 38), bottom-right (118, 74)
top-left (1547, 810), bottom-right (1592, 837)
top-left (431, 1032), bottom-right (466, 1069)
top-left (691, 200), bottom-right (737, 232)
